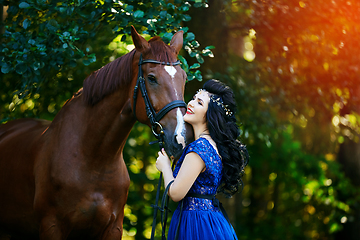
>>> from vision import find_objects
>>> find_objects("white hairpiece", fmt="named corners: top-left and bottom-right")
top-left (210, 95), bottom-right (233, 116)
top-left (197, 89), bottom-right (233, 116)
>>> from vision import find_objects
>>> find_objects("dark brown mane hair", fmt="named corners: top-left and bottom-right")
top-left (83, 50), bottom-right (135, 106)
top-left (82, 36), bottom-right (177, 106)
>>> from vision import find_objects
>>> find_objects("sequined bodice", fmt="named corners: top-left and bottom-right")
top-left (173, 138), bottom-right (223, 211)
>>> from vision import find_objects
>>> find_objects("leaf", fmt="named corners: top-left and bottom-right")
top-left (187, 72), bottom-right (195, 81)
top-left (15, 62), bottom-right (27, 74)
top-left (83, 59), bottom-right (91, 66)
top-left (191, 40), bottom-right (200, 48)
top-left (59, 7), bottom-right (66, 13)
top-left (182, 14), bottom-right (191, 22)
top-left (46, 19), bottom-right (59, 32)
top-left (133, 10), bottom-right (144, 18)
top-left (69, 60), bottom-right (77, 68)
top-left (196, 54), bottom-right (204, 64)
top-left (88, 53), bottom-right (96, 63)
top-left (167, 3), bottom-right (175, 10)
top-left (205, 45), bottom-right (215, 50)
top-left (185, 32), bottom-right (195, 42)
top-left (32, 62), bottom-right (42, 71)
top-left (189, 63), bottom-right (200, 70)
top-left (63, 32), bottom-right (70, 38)
top-left (23, 19), bottom-right (31, 29)
top-left (162, 32), bottom-right (173, 43)
top-left (178, 55), bottom-right (188, 72)
top-left (179, 5), bottom-right (190, 11)
top-left (160, 11), bottom-right (167, 19)
top-left (125, 5), bottom-right (133, 11)
top-left (195, 70), bottom-right (202, 80)
top-left (202, 49), bottom-right (214, 57)
top-left (19, 2), bottom-right (30, 8)
top-left (1, 63), bottom-right (11, 74)
top-left (180, 27), bottom-right (189, 33)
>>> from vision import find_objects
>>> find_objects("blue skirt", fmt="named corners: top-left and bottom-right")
top-left (167, 209), bottom-right (238, 240)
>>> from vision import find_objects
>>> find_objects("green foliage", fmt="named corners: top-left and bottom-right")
top-left (235, 128), bottom-right (359, 239)
top-left (1, 0), bottom-right (360, 239)
top-left (0, 0), bottom-right (213, 122)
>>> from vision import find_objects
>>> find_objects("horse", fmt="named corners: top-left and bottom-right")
top-left (0, 26), bottom-right (193, 240)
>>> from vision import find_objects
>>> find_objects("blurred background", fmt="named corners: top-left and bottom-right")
top-left (1, 0), bottom-right (360, 239)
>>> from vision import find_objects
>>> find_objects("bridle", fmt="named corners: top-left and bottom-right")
top-left (133, 53), bottom-right (187, 240)
top-left (133, 53), bottom-right (187, 239)
top-left (133, 53), bottom-right (187, 148)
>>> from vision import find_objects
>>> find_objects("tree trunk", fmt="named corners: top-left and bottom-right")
top-left (335, 137), bottom-right (360, 240)
top-left (185, 0), bottom-right (229, 94)
top-left (335, 86), bottom-right (360, 240)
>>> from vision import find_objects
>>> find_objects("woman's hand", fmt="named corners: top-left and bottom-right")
top-left (156, 148), bottom-right (171, 172)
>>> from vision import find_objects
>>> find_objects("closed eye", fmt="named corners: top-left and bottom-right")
top-left (192, 96), bottom-right (203, 106)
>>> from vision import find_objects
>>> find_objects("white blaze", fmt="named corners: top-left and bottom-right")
top-left (164, 66), bottom-right (185, 147)
top-left (175, 108), bottom-right (186, 148)
top-left (164, 66), bottom-right (179, 97)
top-left (164, 65), bottom-right (177, 79)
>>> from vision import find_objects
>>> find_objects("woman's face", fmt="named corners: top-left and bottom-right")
top-left (184, 90), bottom-right (210, 126)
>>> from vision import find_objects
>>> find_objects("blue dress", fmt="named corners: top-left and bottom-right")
top-left (167, 138), bottom-right (238, 240)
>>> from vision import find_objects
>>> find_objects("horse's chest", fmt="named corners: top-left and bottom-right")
top-left (35, 164), bottom-right (130, 233)
top-left (66, 177), bottom-right (129, 233)
top-left (55, 168), bottom-right (130, 209)
top-left (70, 192), bottom-right (114, 227)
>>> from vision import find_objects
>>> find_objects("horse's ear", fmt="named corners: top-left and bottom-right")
top-left (170, 30), bottom-right (183, 56)
top-left (131, 26), bottom-right (150, 53)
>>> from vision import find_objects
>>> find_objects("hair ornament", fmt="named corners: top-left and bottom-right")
top-left (196, 89), bottom-right (233, 116)
top-left (210, 95), bottom-right (233, 116)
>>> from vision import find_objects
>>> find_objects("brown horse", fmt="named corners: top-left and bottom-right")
top-left (0, 26), bottom-right (192, 240)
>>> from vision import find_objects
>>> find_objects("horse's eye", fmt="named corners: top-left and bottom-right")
top-left (147, 75), bottom-right (157, 84)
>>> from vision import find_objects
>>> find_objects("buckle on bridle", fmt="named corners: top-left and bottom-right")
top-left (151, 122), bottom-right (164, 138)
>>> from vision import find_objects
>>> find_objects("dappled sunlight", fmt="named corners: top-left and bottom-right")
top-left (1, 0), bottom-right (360, 239)
top-left (108, 34), bottom-right (136, 62)
top-left (228, 0), bottom-right (360, 141)
top-left (243, 30), bottom-right (256, 62)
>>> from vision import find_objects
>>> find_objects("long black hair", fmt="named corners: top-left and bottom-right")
top-left (203, 79), bottom-right (249, 197)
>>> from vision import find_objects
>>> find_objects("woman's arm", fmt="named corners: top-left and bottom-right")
top-left (156, 149), bottom-right (205, 202)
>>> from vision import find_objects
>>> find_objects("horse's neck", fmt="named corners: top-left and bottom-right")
top-left (50, 89), bottom-right (136, 167)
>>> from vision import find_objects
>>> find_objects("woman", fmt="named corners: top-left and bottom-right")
top-left (156, 79), bottom-right (249, 240)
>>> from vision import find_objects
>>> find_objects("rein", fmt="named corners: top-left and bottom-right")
top-left (132, 53), bottom-right (186, 239)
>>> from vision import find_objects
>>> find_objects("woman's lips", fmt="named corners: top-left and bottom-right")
top-left (186, 108), bottom-right (194, 114)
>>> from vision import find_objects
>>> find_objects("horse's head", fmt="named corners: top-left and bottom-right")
top-left (131, 26), bottom-right (193, 159)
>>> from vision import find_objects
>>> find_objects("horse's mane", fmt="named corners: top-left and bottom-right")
top-left (82, 50), bottom-right (135, 106)
top-left (82, 36), bottom-right (177, 106)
